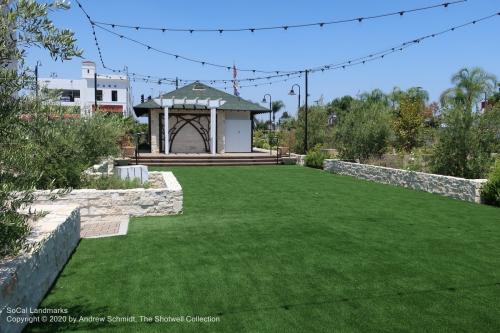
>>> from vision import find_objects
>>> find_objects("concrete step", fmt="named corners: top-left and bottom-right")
top-left (137, 156), bottom-right (276, 162)
top-left (141, 161), bottom-right (282, 166)
top-left (137, 158), bottom-right (279, 163)
top-left (137, 155), bottom-right (277, 158)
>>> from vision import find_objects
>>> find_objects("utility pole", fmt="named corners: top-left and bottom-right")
top-left (304, 70), bottom-right (309, 153)
top-left (175, 77), bottom-right (179, 89)
top-left (94, 72), bottom-right (97, 113)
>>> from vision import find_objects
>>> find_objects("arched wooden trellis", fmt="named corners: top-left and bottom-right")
top-left (167, 114), bottom-right (211, 153)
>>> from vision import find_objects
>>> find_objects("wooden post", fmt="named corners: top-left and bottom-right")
top-left (210, 108), bottom-right (217, 155)
top-left (164, 107), bottom-right (169, 155)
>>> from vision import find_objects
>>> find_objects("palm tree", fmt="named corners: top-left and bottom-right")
top-left (359, 89), bottom-right (389, 107)
top-left (271, 100), bottom-right (285, 123)
top-left (389, 87), bottom-right (428, 108)
top-left (440, 67), bottom-right (497, 111)
top-left (406, 87), bottom-right (429, 104)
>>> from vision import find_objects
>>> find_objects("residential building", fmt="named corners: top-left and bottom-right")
top-left (38, 60), bottom-right (133, 117)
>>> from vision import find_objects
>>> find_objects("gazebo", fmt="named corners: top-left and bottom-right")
top-left (133, 82), bottom-right (269, 155)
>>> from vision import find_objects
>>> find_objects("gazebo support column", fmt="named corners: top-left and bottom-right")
top-left (164, 107), bottom-right (169, 154)
top-left (210, 108), bottom-right (216, 155)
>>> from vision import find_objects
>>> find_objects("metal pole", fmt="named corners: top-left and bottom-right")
top-left (35, 63), bottom-right (38, 100)
top-left (269, 96), bottom-right (272, 156)
top-left (135, 133), bottom-right (139, 165)
top-left (271, 101), bottom-right (275, 126)
top-left (269, 98), bottom-right (272, 131)
top-left (298, 85), bottom-right (301, 114)
top-left (94, 72), bottom-right (97, 113)
top-left (304, 70), bottom-right (309, 153)
top-left (175, 77), bottom-right (179, 89)
top-left (262, 93), bottom-right (272, 156)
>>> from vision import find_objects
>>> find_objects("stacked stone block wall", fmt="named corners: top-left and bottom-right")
top-left (0, 205), bottom-right (80, 333)
top-left (324, 159), bottom-right (486, 203)
top-left (34, 172), bottom-right (183, 222)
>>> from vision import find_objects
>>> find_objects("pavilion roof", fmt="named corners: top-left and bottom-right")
top-left (133, 82), bottom-right (268, 116)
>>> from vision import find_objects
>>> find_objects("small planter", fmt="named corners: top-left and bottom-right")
top-left (119, 135), bottom-right (135, 158)
top-left (120, 146), bottom-right (135, 157)
top-left (115, 158), bottom-right (130, 166)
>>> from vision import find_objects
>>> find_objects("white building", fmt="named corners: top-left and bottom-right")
top-left (38, 61), bottom-right (133, 117)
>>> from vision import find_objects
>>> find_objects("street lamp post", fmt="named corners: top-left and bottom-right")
top-left (288, 83), bottom-right (301, 115)
top-left (262, 94), bottom-right (272, 155)
top-left (290, 76), bottom-right (308, 153)
top-left (262, 94), bottom-right (272, 129)
top-left (304, 70), bottom-right (309, 153)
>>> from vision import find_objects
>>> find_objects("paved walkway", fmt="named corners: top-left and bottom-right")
top-left (80, 215), bottom-right (129, 238)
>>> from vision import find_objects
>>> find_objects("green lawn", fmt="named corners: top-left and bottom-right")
top-left (28, 166), bottom-right (500, 332)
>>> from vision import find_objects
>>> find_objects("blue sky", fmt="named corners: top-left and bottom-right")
top-left (27, 0), bottom-right (499, 118)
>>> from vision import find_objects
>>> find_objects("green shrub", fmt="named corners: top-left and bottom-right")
top-left (304, 146), bottom-right (328, 169)
top-left (252, 129), bottom-right (268, 149)
top-left (31, 111), bottom-right (126, 189)
top-left (481, 160), bottom-right (500, 206)
top-left (294, 105), bottom-right (334, 154)
top-left (333, 99), bottom-right (391, 162)
top-left (430, 102), bottom-right (498, 178)
top-left (83, 175), bottom-right (149, 190)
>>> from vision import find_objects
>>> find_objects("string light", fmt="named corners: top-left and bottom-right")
top-left (76, 0), bottom-right (499, 92)
top-left (92, 22), bottom-right (295, 74)
top-left (306, 12), bottom-right (499, 74)
top-left (110, 11), bottom-right (500, 90)
top-left (92, 10), bottom-right (498, 78)
top-left (90, 1), bottom-right (466, 34)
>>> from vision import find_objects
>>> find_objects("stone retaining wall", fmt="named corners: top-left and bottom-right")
top-left (290, 154), bottom-right (306, 166)
top-left (34, 171), bottom-right (183, 223)
top-left (324, 159), bottom-right (487, 203)
top-left (0, 205), bottom-right (80, 333)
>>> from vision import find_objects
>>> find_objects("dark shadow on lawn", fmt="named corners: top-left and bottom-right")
top-left (208, 280), bottom-right (500, 318)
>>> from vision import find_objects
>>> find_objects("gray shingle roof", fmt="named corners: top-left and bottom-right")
top-left (134, 82), bottom-right (269, 114)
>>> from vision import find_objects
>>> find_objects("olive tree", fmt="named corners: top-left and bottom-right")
top-left (333, 92), bottom-right (392, 162)
top-left (0, 0), bottom-right (82, 257)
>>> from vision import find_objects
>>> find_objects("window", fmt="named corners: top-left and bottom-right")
top-left (96, 90), bottom-right (103, 101)
top-left (111, 90), bottom-right (118, 102)
top-left (59, 89), bottom-right (80, 102)
top-left (193, 83), bottom-right (206, 91)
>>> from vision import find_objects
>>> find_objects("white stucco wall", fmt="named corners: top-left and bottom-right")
top-left (224, 111), bottom-right (251, 152)
top-left (150, 109), bottom-right (161, 153)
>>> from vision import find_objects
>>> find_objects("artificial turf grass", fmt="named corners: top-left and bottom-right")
top-left (27, 166), bottom-right (500, 333)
